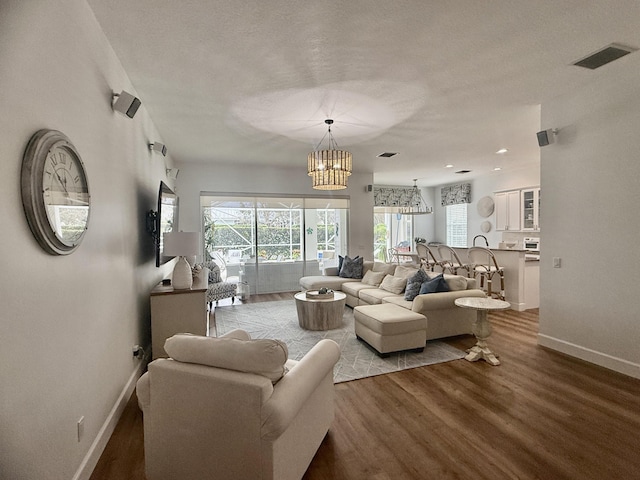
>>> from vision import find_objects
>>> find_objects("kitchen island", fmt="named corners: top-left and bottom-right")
top-left (452, 247), bottom-right (539, 311)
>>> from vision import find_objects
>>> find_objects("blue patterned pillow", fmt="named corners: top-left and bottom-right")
top-left (419, 274), bottom-right (450, 294)
top-left (339, 255), bottom-right (364, 279)
top-left (404, 268), bottom-right (430, 301)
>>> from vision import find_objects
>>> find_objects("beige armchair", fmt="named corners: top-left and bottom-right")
top-left (136, 330), bottom-right (340, 480)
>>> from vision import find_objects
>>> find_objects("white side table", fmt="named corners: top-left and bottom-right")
top-left (454, 297), bottom-right (510, 366)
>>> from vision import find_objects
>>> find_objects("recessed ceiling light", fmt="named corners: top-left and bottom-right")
top-left (445, 164), bottom-right (454, 168)
top-left (494, 166), bottom-right (502, 171)
top-left (377, 152), bottom-right (398, 158)
top-left (496, 148), bottom-right (508, 154)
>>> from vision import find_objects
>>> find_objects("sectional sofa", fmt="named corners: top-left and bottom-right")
top-left (299, 260), bottom-right (486, 342)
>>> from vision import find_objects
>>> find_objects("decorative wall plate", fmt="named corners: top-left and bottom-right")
top-left (477, 196), bottom-right (495, 217)
top-left (481, 221), bottom-right (492, 233)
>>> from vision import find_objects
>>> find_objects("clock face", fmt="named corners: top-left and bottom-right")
top-left (21, 130), bottom-right (91, 255)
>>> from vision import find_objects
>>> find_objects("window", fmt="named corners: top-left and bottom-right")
top-left (200, 194), bottom-right (349, 293)
top-left (373, 208), bottom-right (414, 261)
top-left (446, 203), bottom-right (467, 247)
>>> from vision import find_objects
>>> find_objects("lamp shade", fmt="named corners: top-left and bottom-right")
top-left (163, 231), bottom-right (200, 256)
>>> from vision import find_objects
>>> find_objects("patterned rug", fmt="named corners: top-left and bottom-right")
top-left (214, 300), bottom-right (466, 383)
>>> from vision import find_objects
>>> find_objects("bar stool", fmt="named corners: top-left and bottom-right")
top-left (415, 243), bottom-right (438, 271)
top-left (437, 244), bottom-right (472, 276)
top-left (467, 246), bottom-right (505, 300)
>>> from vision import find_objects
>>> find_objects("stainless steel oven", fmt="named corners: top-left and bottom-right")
top-left (523, 237), bottom-right (540, 260)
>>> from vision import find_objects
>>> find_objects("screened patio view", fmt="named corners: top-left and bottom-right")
top-left (201, 194), bottom-right (349, 294)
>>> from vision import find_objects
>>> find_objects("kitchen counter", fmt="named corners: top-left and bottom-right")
top-left (452, 247), bottom-right (538, 311)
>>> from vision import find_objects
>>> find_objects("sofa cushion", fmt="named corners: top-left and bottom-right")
top-left (341, 281), bottom-right (373, 298)
top-left (339, 255), bottom-right (364, 279)
top-left (379, 274), bottom-right (407, 295)
top-left (381, 295), bottom-right (414, 310)
top-left (359, 288), bottom-right (403, 305)
top-left (164, 333), bottom-right (288, 383)
top-left (394, 265), bottom-right (420, 280)
top-left (420, 274), bottom-right (450, 294)
top-left (427, 271), bottom-right (468, 291)
top-left (362, 270), bottom-right (386, 286)
top-left (404, 268), bottom-right (430, 301)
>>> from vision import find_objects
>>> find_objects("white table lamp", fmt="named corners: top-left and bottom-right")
top-left (163, 232), bottom-right (200, 289)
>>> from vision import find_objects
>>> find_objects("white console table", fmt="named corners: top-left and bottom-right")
top-left (150, 271), bottom-right (208, 359)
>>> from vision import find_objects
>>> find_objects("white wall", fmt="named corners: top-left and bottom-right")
top-left (0, 2), bottom-right (172, 478)
top-left (538, 63), bottom-right (640, 379)
top-left (175, 161), bottom-right (374, 260)
top-left (432, 164), bottom-right (540, 247)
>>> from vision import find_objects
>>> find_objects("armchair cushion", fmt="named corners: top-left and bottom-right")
top-left (164, 333), bottom-right (289, 383)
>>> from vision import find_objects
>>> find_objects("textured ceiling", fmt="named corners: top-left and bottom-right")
top-left (86, 0), bottom-right (640, 187)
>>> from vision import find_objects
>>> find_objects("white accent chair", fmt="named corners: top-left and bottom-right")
top-left (136, 330), bottom-right (340, 480)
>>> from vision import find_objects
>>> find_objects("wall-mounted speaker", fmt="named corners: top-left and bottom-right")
top-left (112, 90), bottom-right (141, 118)
top-left (149, 142), bottom-right (167, 156)
top-left (536, 128), bottom-right (556, 147)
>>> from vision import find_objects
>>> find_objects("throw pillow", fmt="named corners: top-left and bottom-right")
top-left (419, 274), bottom-right (450, 294)
top-left (379, 274), bottom-right (407, 294)
top-left (339, 255), bottom-right (364, 279)
top-left (362, 270), bottom-right (386, 286)
top-left (394, 265), bottom-right (420, 280)
top-left (338, 255), bottom-right (360, 274)
top-left (164, 333), bottom-right (289, 383)
top-left (426, 271), bottom-right (467, 291)
top-left (208, 263), bottom-right (222, 283)
top-left (372, 261), bottom-right (396, 276)
top-left (404, 268), bottom-right (430, 301)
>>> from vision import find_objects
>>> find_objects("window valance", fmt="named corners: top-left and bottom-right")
top-left (441, 183), bottom-right (471, 206)
top-left (373, 186), bottom-right (415, 208)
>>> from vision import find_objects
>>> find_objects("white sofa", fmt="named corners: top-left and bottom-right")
top-left (300, 261), bottom-right (486, 341)
top-left (136, 329), bottom-right (340, 480)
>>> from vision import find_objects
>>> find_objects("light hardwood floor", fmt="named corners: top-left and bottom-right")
top-left (90, 293), bottom-right (640, 480)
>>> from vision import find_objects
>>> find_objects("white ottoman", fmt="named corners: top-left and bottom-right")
top-left (354, 304), bottom-right (427, 356)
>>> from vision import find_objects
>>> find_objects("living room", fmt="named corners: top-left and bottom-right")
top-left (1, 1), bottom-right (639, 480)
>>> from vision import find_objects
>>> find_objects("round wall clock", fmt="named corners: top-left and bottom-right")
top-left (21, 129), bottom-right (91, 255)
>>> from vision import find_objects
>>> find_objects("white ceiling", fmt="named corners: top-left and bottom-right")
top-left (87, 0), bottom-right (640, 187)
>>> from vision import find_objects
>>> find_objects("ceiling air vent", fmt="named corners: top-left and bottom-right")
top-left (573, 43), bottom-right (637, 70)
top-left (455, 169), bottom-right (471, 174)
top-left (377, 152), bottom-right (398, 158)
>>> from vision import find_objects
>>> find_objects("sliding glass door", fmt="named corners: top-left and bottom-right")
top-left (201, 194), bottom-right (349, 294)
top-left (373, 208), bottom-right (414, 261)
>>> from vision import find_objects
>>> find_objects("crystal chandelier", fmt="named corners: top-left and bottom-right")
top-left (399, 179), bottom-right (433, 215)
top-left (307, 119), bottom-right (352, 190)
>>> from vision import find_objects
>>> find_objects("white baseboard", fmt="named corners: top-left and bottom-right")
top-left (538, 334), bottom-right (640, 380)
top-left (72, 353), bottom-right (148, 480)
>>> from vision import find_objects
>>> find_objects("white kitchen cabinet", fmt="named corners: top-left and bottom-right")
top-left (521, 188), bottom-right (541, 231)
top-left (495, 190), bottom-right (521, 231)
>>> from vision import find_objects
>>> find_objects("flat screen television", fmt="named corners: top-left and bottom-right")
top-left (156, 181), bottom-right (178, 267)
